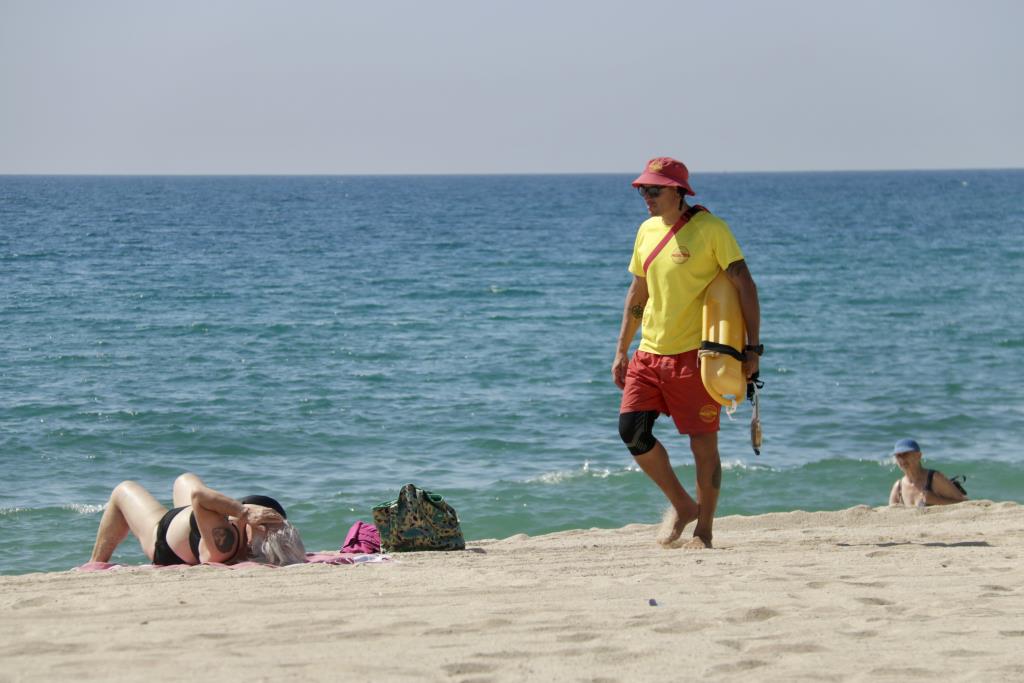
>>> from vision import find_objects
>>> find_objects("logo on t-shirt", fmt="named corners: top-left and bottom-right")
top-left (670, 246), bottom-right (690, 264)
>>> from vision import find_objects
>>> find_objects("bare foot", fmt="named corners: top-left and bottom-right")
top-left (656, 505), bottom-right (698, 548)
top-left (681, 535), bottom-right (712, 550)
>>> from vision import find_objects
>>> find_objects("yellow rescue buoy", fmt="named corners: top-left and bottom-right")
top-left (700, 271), bottom-right (747, 407)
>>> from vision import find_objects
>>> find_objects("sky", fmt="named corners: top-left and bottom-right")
top-left (1, 0), bottom-right (1021, 174)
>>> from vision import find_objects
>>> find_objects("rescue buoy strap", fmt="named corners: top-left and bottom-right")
top-left (698, 340), bottom-right (745, 362)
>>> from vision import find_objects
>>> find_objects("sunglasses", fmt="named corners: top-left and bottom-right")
top-left (637, 185), bottom-right (668, 198)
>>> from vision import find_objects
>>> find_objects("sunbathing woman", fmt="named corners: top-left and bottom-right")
top-left (89, 472), bottom-right (306, 566)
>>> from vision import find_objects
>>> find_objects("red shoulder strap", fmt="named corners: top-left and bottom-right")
top-left (642, 205), bottom-right (707, 274)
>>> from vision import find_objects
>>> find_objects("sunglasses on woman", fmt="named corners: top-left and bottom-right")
top-left (637, 185), bottom-right (667, 198)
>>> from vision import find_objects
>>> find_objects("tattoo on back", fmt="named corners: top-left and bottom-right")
top-left (629, 304), bottom-right (644, 320)
top-left (212, 526), bottom-right (237, 553)
top-left (712, 462), bottom-right (722, 490)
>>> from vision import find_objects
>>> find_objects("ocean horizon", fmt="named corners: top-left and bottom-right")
top-left (4, 166), bottom-right (1022, 177)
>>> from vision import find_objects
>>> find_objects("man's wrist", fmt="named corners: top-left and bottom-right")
top-left (744, 344), bottom-right (764, 356)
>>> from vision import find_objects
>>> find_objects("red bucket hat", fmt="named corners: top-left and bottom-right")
top-left (631, 157), bottom-right (696, 196)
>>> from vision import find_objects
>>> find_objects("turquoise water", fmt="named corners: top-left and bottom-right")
top-left (2, 171), bottom-right (1023, 575)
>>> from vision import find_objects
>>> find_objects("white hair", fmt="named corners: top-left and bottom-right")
top-left (248, 522), bottom-right (307, 566)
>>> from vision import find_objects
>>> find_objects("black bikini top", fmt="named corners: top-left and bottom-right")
top-left (187, 511), bottom-right (202, 561)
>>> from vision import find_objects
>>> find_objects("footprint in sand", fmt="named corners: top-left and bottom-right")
top-left (945, 649), bottom-right (991, 658)
top-left (726, 607), bottom-right (779, 623)
top-left (10, 641), bottom-right (89, 656)
top-left (650, 619), bottom-right (711, 635)
top-left (9, 596), bottom-right (50, 609)
top-left (473, 650), bottom-right (532, 660)
top-left (706, 659), bottom-right (769, 674)
top-left (855, 596), bottom-right (895, 606)
top-left (843, 580), bottom-right (889, 588)
top-left (440, 661), bottom-right (498, 676)
top-left (870, 666), bottom-right (933, 677)
top-left (751, 642), bottom-right (825, 654)
top-left (840, 629), bottom-right (878, 638)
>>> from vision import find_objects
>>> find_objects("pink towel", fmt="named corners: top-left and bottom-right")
top-left (341, 520), bottom-right (381, 554)
top-left (74, 551), bottom-right (387, 572)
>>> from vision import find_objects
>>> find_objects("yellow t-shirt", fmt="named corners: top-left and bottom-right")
top-left (628, 210), bottom-right (744, 355)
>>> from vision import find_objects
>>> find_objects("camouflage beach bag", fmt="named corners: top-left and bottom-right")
top-left (372, 484), bottom-right (465, 552)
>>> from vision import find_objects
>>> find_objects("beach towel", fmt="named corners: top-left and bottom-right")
top-left (74, 551), bottom-right (388, 572)
top-left (341, 520), bottom-right (381, 554)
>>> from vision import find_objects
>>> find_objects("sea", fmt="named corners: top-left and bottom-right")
top-left (2, 170), bottom-right (1023, 575)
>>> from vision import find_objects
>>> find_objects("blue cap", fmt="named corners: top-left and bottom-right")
top-left (891, 438), bottom-right (921, 456)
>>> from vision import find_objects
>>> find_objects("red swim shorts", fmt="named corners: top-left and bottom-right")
top-left (619, 349), bottom-right (721, 435)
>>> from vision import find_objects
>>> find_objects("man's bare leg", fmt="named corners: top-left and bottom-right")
top-left (90, 481), bottom-right (166, 562)
top-left (682, 432), bottom-right (721, 549)
top-left (632, 440), bottom-right (700, 546)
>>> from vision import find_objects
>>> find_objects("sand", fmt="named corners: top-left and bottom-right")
top-left (2, 500), bottom-right (1023, 682)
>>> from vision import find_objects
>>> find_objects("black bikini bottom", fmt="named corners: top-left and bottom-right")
top-left (152, 507), bottom-right (191, 566)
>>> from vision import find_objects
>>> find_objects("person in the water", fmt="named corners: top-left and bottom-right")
top-left (89, 472), bottom-right (306, 566)
top-left (888, 439), bottom-right (968, 507)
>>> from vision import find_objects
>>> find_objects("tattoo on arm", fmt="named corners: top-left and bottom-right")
top-left (712, 462), bottom-right (722, 490)
top-left (629, 304), bottom-right (644, 319)
top-left (212, 526), bottom-right (237, 553)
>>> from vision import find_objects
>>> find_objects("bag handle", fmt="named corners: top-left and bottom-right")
top-left (642, 205), bottom-right (706, 273)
